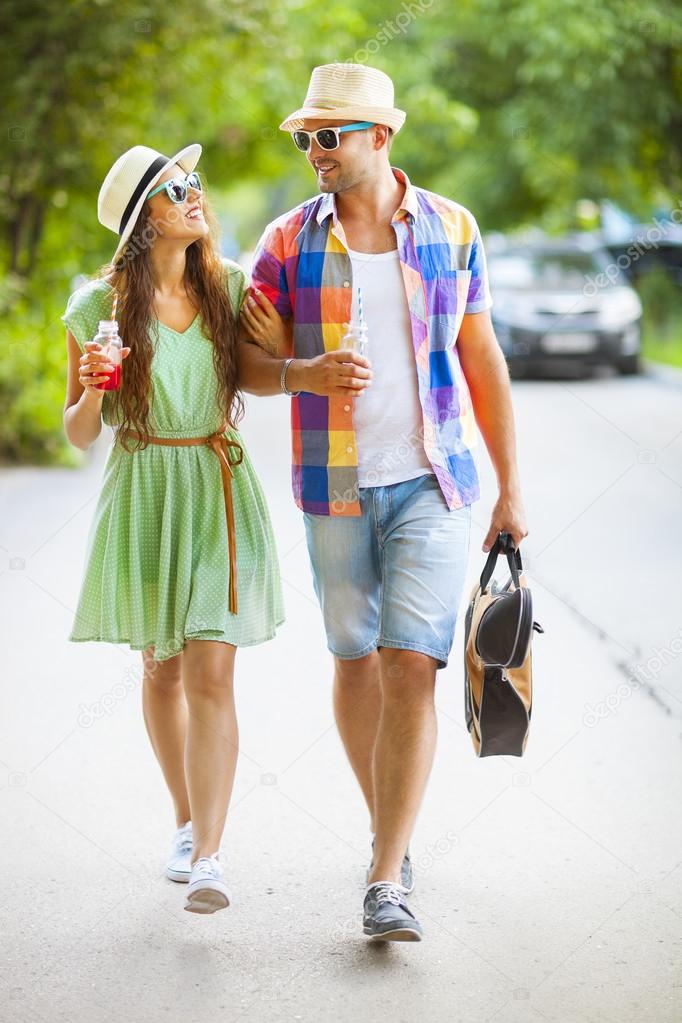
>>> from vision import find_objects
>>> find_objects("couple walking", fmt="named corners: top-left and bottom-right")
top-left (63, 63), bottom-right (527, 942)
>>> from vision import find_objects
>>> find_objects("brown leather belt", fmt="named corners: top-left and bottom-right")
top-left (116, 424), bottom-right (243, 614)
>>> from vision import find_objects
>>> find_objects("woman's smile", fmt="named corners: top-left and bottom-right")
top-left (185, 203), bottom-right (204, 222)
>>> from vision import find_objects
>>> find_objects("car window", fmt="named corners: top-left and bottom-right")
top-left (489, 250), bottom-right (619, 290)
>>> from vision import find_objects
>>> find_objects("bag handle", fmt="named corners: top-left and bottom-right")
top-left (479, 531), bottom-right (523, 594)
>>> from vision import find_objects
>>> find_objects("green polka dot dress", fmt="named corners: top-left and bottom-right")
top-left (61, 259), bottom-right (285, 662)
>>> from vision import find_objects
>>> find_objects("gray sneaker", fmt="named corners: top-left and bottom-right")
top-left (366, 837), bottom-right (415, 894)
top-left (363, 881), bottom-right (423, 942)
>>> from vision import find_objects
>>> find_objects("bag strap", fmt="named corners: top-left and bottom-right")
top-left (479, 531), bottom-right (523, 594)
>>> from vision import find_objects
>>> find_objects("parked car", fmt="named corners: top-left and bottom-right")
top-left (597, 200), bottom-right (682, 286)
top-left (486, 238), bottom-right (643, 376)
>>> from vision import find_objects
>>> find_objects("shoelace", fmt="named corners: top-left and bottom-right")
top-left (369, 882), bottom-right (405, 907)
top-left (191, 856), bottom-right (221, 881)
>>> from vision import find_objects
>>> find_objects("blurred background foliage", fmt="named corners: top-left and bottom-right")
top-left (1, 0), bottom-right (681, 463)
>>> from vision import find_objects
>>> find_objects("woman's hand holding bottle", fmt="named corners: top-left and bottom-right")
top-left (79, 341), bottom-right (131, 396)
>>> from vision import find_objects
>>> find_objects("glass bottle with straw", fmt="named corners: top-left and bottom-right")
top-left (342, 286), bottom-right (369, 360)
top-left (95, 291), bottom-right (123, 391)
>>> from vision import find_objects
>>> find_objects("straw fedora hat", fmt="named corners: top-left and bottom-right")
top-left (98, 143), bottom-right (202, 262)
top-left (279, 64), bottom-right (406, 135)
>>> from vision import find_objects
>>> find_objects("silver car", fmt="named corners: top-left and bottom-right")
top-left (487, 238), bottom-right (642, 376)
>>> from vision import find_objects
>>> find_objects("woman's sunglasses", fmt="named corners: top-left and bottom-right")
top-left (147, 171), bottom-right (202, 204)
top-left (291, 121), bottom-right (375, 153)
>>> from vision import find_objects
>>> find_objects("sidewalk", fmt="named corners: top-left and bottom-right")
top-left (1, 384), bottom-right (680, 1023)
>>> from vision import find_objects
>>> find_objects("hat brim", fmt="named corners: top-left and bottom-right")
top-left (279, 106), bottom-right (406, 135)
top-left (112, 143), bottom-right (202, 263)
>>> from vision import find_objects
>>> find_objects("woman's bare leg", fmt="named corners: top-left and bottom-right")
top-left (181, 639), bottom-right (238, 864)
top-left (141, 646), bottom-right (191, 827)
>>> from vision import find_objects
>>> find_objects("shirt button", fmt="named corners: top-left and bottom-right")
top-left (346, 446), bottom-right (353, 453)
top-left (343, 280), bottom-right (350, 288)
top-left (344, 404), bottom-right (351, 412)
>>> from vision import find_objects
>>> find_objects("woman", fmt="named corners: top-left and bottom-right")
top-left (62, 144), bottom-right (284, 914)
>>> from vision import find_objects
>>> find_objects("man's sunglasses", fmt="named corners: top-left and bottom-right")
top-left (291, 121), bottom-right (375, 153)
top-left (147, 171), bottom-right (202, 204)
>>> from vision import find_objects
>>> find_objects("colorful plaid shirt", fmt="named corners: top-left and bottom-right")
top-left (250, 166), bottom-right (493, 515)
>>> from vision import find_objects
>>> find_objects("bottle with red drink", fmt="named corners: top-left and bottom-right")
top-left (93, 320), bottom-right (123, 391)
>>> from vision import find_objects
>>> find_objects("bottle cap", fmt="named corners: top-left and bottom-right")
top-left (98, 319), bottom-right (119, 332)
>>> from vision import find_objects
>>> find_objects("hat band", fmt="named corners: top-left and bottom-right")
top-left (305, 98), bottom-right (347, 108)
top-left (118, 155), bottom-right (168, 236)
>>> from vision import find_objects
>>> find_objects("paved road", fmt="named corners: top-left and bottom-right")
top-left (1, 363), bottom-right (681, 1023)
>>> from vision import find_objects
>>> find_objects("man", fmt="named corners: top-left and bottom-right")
top-left (238, 63), bottom-right (528, 942)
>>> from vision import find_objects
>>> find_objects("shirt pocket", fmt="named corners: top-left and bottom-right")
top-left (430, 269), bottom-right (472, 350)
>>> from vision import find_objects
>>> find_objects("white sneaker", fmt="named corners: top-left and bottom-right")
top-left (166, 820), bottom-right (193, 883)
top-left (184, 853), bottom-right (231, 914)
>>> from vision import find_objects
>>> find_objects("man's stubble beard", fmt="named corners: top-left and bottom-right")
top-left (316, 167), bottom-right (357, 195)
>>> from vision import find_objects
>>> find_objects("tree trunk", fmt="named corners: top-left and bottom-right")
top-left (8, 195), bottom-right (45, 277)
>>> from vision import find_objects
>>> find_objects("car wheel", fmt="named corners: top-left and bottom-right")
top-left (615, 354), bottom-right (641, 375)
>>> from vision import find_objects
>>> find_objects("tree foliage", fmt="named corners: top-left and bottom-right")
top-left (0, 0), bottom-right (680, 461)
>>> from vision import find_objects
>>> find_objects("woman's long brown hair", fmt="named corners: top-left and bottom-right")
top-left (95, 195), bottom-right (243, 452)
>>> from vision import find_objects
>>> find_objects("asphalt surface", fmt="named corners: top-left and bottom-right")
top-left (1, 361), bottom-right (681, 1023)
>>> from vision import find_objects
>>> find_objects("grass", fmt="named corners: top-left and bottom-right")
top-left (641, 315), bottom-right (682, 369)
top-left (636, 267), bottom-right (682, 370)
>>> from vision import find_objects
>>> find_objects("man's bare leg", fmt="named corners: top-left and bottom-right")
top-left (367, 648), bottom-right (438, 886)
top-left (332, 651), bottom-right (382, 832)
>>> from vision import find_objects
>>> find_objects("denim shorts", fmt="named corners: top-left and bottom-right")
top-left (303, 472), bottom-right (472, 669)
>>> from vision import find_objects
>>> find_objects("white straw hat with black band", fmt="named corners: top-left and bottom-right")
top-left (98, 143), bottom-right (202, 262)
top-left (279, 64), bottom-right (406, 135)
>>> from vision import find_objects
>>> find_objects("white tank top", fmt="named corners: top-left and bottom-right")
top-left (347, 246), bottom-right (433, 488)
